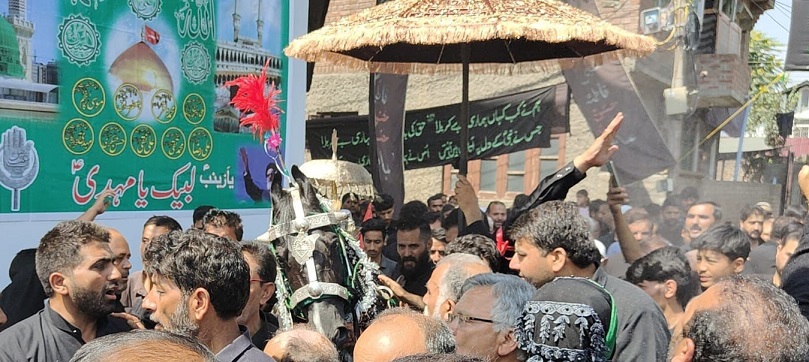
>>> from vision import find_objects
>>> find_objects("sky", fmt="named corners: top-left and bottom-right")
top-left (0, 0), bottom-right (58, 62)
top-left (753, 0), bottom-right (809, 85)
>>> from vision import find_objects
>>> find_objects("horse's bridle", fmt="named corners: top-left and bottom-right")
top-left (258, 184), bottom-right (353, 310)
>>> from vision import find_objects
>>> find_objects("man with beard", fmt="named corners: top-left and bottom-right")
top-left (485, 201), bottom-right (507, 233)
top-left (738, 204), bottom-right (766, 248)
top-left (0, 220), bottom-right (130, 361)
top-left (378, 219), bottom-right (434, 309)
top-left (107, 229), bottom-right (132, 312)
top-left (141, 230), bottom-right (271, 361)
top-left (422, 253), bottom-right (490, 320)
top-left (659, 196), bottom-right (685, 246)
top-left (508, 201), bottom-right (669, 361)
top-left (237, 241), bottom-right (279, 350)
top-left (427, 194), bottom-right (445, 213)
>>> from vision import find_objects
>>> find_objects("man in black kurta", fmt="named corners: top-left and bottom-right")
top-left (0, 301), bottom-right (129, 361)
top-left (0, 220), bottom-right (131, 362)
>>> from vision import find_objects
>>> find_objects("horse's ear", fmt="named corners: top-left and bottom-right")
top-left (291, 165), bottom-right (309, 186)
top-left (270, 175), bottom-right (283, 195)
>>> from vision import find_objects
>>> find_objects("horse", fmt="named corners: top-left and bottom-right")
top-left (259, 166), bottom-right (390, 359)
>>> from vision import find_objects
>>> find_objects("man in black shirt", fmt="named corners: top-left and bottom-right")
top-left (0, 220), bottom-right (130, 361)
top-left (509, 201), bottom-right (670, 361)
top-left (378, 220), bottom-right (434, 309)
top-left (237, 241), bottom-right (280, 350)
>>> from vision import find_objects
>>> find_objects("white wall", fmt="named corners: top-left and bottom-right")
top-left (0, 210), bottom-right (273, 288)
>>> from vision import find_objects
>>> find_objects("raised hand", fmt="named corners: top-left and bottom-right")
top-left (240, 147), bottom-right (249, 170)
top-left (573, 112), bottom-right (623, 172)
top-left (0, 126), bottom-right (39, 211)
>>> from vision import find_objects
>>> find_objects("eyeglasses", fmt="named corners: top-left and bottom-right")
top-left (446, 311), bottom-right (494, 325)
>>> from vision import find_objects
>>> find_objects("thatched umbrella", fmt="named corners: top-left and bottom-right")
top-left (285, 0), bottom-right (655, 174)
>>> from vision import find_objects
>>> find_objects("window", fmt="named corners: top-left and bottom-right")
top-left (719, 0), bottom-right (737, 21)
top-left (800, 89), bottom-right (809, 112)
top-left (443, 134), bottom-right (566, 204)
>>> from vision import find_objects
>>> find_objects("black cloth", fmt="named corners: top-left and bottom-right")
top-left (591, 268), bottom-right (670, 361)
top-left (0, 249), bottom-right (47, 332)
top-left (461, 161), bottom-right (588, 241)
top-left (397, 263), bottom-right (434, 297)
top-left (378, 255), bottom-right (400, 279)
top-left (744, 241), bottom-right (777, 279)
top-left (217, 326), bottom-right (274, 362)
top-left (243, 171), bottom-right (271, 203)
top-left (382, 224), bottom-right (399, 262)
top-left (250, 311), bottom-right (280, 351)
top-left (461, 161), bottom-right (587, 272)
top-left (659, 223), bottom-right (684, 247)
top-left (0, 301), bottom-right (130, 361)
top-left (781, 238), bottom-right (809, 321)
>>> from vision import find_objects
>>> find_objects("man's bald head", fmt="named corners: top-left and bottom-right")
top-left (70, 329), bottom-right (215, 362)
top-left (263, 326), bottom-right (338, 362)
top-left (106, 228), bottom-right (132, 284)
top-left (354, 308), bottom-right (455, 362)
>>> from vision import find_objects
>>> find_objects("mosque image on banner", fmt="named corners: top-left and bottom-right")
top-left (0, 0), bottom-right (292, 215)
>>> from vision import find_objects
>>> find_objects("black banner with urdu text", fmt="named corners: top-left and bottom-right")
top-left (309, 86), bottom-right (565, 170)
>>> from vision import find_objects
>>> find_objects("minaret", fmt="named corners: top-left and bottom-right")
top-left (232, 0), bottom-right (241, 41)
top-left (8, 0), bottom-right (33, 81)
top-left (256, 0), bottom-right (264, 45)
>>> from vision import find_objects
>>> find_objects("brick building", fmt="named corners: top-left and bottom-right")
top-left (304, 0), bottom-right (774, 216)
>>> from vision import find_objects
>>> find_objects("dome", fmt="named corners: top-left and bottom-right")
top-left (0, 17), bottom-right (23, 79)
top-left (109, 42), bottom-right (173, 92)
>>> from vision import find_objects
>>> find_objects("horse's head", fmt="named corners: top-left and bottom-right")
top-left (269, 166), bottom-right (354, 349)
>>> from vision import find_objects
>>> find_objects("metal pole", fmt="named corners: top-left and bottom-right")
top-left (733, 102), bottom-right (751, 181)
top-left (459, 43), bottom-right (470, 176)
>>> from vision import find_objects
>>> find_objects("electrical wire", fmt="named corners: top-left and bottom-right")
top-left (750, 0), bottom-right (791, 32)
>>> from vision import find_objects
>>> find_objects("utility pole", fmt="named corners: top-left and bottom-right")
top-left (664, 0), bottom-right (689, 188)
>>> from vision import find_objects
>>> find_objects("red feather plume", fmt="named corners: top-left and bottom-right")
top-left (224, 60), bottom-right (282, 138)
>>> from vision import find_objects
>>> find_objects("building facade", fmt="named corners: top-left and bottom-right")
top-left (306, 0), bottom-right (772, 213)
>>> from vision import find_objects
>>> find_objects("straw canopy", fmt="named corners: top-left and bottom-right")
top-left (299, 130), bottom-right (376, 201)
top-left (284, 0), bottom-right (657, 75)
top-left (298, 159), bottom-right (376, 201)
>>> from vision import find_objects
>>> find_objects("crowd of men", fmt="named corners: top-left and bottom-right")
top-left (1, 114), bottom-right (809, 361)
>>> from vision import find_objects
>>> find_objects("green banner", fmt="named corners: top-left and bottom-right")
top-left (0, 0), bottom-right (289, 214)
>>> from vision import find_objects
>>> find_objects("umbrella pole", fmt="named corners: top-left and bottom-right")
top-left (458, 43), bottom-right (470, 235)
top-left (459, 43), bottom-right (470, 176)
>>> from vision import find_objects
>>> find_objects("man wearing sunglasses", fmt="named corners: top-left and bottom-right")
top-left (448, 273), bottom-right (534, 362)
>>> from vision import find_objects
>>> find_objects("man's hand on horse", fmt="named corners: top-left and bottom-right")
top-left (378, 275), bottom-right (406, 298)
top-left (573, 112), bottom-right (623, 173)
top-left (378, 275), bottom-right (426, 309)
